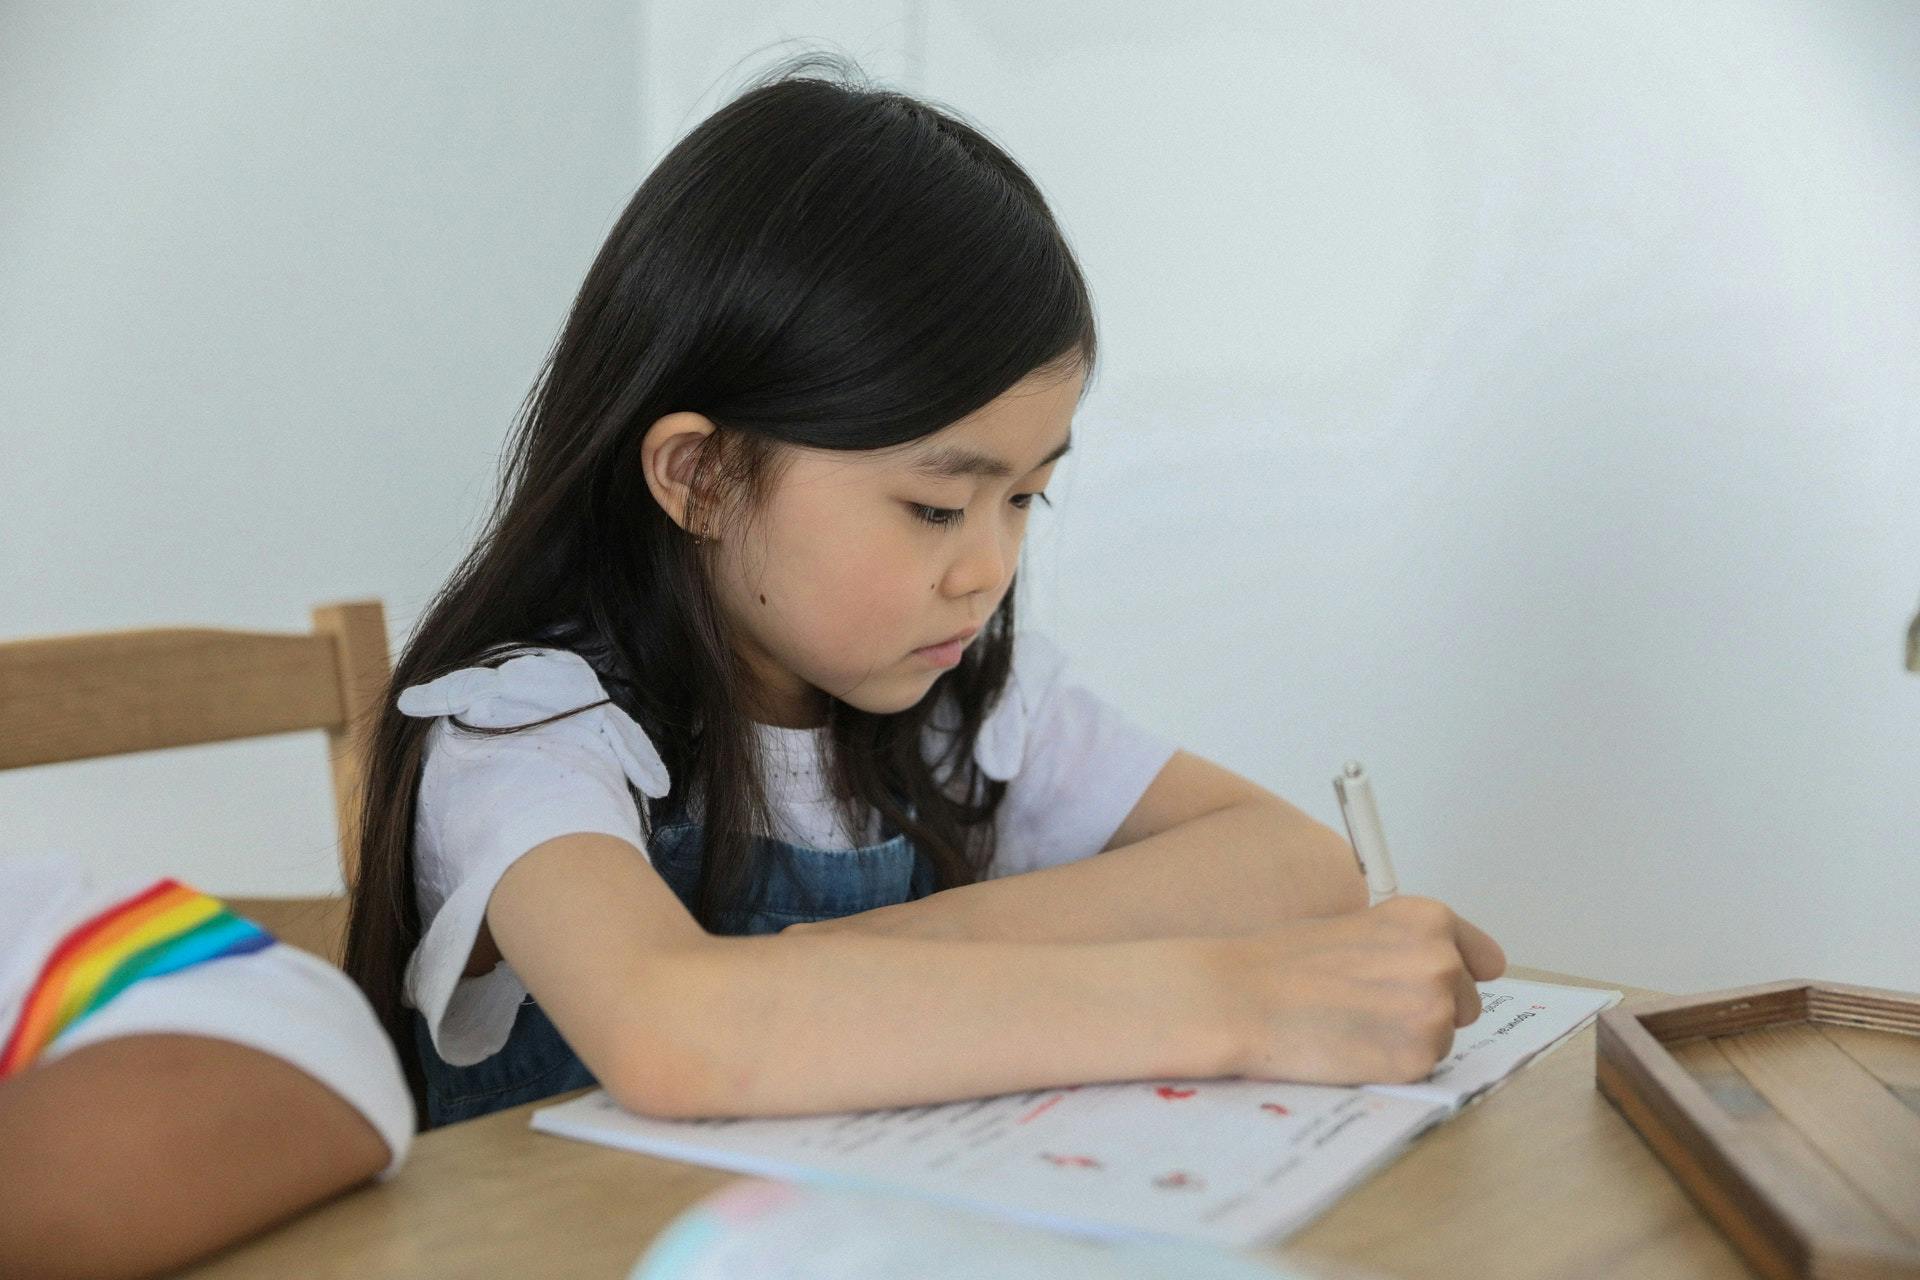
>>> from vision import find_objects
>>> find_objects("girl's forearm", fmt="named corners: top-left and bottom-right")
top-left (792, 799), bottom-right (1369, 945)
top-left (615, 931), bottom-right (1243, 1118)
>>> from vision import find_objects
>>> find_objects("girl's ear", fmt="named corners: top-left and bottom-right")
top-left (641, 411), bottom-right (719, 537)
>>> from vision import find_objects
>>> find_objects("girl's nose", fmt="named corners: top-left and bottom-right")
top-left (947, 516), bottom-right (1016, 599)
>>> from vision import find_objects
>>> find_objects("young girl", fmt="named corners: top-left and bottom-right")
top-left (344, 54), bottom-right (1506, 1130)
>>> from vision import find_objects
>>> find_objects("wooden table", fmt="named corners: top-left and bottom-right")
top-left (182, 967), bottom-right (1753, 1279)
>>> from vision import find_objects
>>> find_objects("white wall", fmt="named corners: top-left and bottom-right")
top-left (1, 2), bottom-right (643, 893)
top-left (921, 0), bottom-right (1920, 996)
top-left (5, 2), bottom-right (1916, 996)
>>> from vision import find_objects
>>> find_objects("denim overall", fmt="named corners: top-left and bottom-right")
top-left (413, 791), bottom-right (936, 1127)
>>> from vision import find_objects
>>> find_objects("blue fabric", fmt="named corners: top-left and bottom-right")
top-left (415, 796), bottom-right (934, 1127)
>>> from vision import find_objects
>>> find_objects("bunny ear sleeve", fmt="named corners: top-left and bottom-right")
top-left (395, 647), bottom-right (673, 798)
top-left (971, 630), bottom-right (1071, 782)
top-left (396, 648), bottom-right (612, 725)
top-left (972, 630), bottom-right (1181, 879)
top-left (596, 703), bottom-right (671, 798)
top-left (395, 667), bottom-right (500, 718)
top-left (971, 707), bottom-right (1024, 782)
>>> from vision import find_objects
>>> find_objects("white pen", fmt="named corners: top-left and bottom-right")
top-left (1332, 760), bottom-right (1400, 905)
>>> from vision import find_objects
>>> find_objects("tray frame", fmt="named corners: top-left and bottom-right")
top-left (1596, 977), bottom-right (1920, 1280)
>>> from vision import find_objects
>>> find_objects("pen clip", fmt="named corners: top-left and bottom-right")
top-left (1332, 769), bottom-right (1368, 878)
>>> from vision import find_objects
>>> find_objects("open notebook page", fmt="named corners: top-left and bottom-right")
top-left (532, 977), bottom-right (1621, 1249)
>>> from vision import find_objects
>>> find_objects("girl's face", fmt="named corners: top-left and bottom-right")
top-left (647, 364), bottom-right (1082, 728)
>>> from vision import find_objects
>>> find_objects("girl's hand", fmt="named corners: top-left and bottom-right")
top-left (1213, 895), bottom-right (1508, 1085)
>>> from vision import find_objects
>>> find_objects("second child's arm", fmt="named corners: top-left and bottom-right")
top-left (0, 1034), bottom-right (389, 1280)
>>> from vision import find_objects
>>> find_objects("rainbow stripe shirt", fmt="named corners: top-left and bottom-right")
top-left (0, 878), bottom-right (275, 1079)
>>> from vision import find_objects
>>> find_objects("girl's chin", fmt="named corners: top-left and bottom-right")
top-left (838, 672), bottom-right (946, 717)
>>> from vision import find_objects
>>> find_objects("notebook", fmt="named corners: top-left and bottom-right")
top-left (533, 977), bottom-right (1621, 1248)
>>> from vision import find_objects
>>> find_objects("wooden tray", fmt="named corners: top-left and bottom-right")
top-left (1596, 979), bottom-right (1920, 1279)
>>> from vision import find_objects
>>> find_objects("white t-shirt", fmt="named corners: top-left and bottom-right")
top-left (397, 629), bottom-right (1179, 1068)
top-left (0, 853), bottom-right (415, 1179)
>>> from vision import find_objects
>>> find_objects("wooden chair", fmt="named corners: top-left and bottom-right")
top-left (0, 600), bottom-right (391, 965)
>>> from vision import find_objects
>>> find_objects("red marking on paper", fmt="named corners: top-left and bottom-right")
top-left (1155, 1086), bottom-right (1196, 1100)
top-left (1041, 1153), bottom-right (1102, 1169)
top-left (1017, 1094), bottom-right (1065, 1124)
top-left (1260, 1101), bottom-right (1291, 1116)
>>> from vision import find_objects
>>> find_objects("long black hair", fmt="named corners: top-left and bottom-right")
top-left (343, 50), bottom-right (1098, 1104)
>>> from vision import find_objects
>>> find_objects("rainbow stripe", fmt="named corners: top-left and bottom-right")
top-left (0, 879), bottom-right (274, 1079)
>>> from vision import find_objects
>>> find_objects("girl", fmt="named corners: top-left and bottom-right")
top-left (344, 53), bottom-right (1506, 1130)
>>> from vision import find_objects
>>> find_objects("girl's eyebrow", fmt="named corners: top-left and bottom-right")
top-left (909, 434), bottom-right (1072, 480)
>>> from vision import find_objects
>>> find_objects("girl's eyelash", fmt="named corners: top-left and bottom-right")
top-left (910, 492), bottom-right (1052, 527)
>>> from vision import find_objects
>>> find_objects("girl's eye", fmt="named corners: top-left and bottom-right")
top-left (910, 504), bottom-right (964, 527)
top-left (909, 492), bottom-right (1051, 528)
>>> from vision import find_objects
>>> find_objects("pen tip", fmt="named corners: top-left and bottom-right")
top-left (1342, 760), bottom-right (1364, 778)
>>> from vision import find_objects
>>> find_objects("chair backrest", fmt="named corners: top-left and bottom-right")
top-left (0, 600), bottom-right (391, 963)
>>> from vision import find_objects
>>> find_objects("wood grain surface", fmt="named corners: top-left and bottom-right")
top-left (179, 966), bottom-right (1759, 1280)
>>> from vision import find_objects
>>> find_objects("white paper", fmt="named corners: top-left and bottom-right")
top-left (532, 977), bottom-right (1621, 1249)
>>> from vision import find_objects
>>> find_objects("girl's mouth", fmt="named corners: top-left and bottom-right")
top-left (911, 638), bottom-right (966, 667)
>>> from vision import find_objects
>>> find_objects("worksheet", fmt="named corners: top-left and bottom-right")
top-left (531, 977), bottom-right (1621, 1247)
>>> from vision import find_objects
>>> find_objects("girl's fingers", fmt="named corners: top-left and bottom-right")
top-left (1452, 915), bottom-right (1507, 982)
top-left (1452, 967), bottom-right (1483, 1028)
